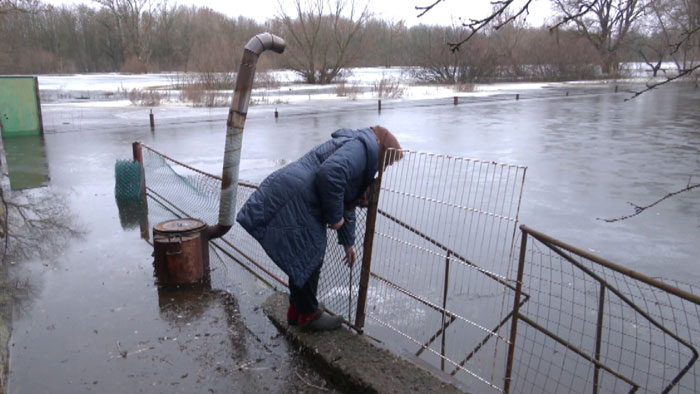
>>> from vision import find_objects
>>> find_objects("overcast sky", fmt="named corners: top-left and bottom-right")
top-left (54, 0), bottom-right (554, 27)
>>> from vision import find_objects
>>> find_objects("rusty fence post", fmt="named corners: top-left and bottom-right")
top-left (132, 142), bottom-right (146, 199)
top-left (132, 141), bottom-right (150, 240)
top-left (504, 229), bottom-right (528, 394)
top-left (593, 283), bottom-right (606, 394)
top-left (441, 251), bottom-right (451, 371)
top-left (355, 163), bottom-right (384, 331)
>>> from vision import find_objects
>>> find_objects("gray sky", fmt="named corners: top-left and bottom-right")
top-left (54, 0), bottom-right (554, 27)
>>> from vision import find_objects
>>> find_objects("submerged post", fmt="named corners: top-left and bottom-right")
top-left (593, 284), bottom-right (606, 394)
top-left (149, 109), bottom-right (155, 130)
top-left (132, 141), bottom-right (146, 202)
top-left (131, 141), bottom-right (150, 241)
top-left (504, 229), bottom-right (528, 394)
top-left (440, 251), bottom-right (451, 371)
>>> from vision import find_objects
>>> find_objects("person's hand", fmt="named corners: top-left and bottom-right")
top-left (343, 245), bottom-right (356, 267)
top-left (329, 217), bottom-right (344, 230)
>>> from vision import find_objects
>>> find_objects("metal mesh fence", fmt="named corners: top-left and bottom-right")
top-left (363, 149), bottom-right (527, 393)
top-left (508, 228), bottom-right (700, 394)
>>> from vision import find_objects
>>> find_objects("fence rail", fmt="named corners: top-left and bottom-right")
top-left (509, 226), bottom-right (700, 394)
top-left (132, 141), bottom-right (700, 394)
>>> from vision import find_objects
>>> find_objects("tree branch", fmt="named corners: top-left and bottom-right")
top-left (625, 63), bottom-right (700, 101)
top-left (443, 0), bottom-right (525, 52)
top-left (415, 0), bottom-right (444, 18)
top-left (598, 181), bottom-right (700, 222)
top-left (548, 1), bottom-right (597, 31)
top-left (670, 24), bottom-right (700, 57)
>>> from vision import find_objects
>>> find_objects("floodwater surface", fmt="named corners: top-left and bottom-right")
top-left (6, 81), bottom-right (700, 393)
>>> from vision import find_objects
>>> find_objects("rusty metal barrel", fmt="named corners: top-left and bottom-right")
top-left (153, 218), bottom-right (210, 285)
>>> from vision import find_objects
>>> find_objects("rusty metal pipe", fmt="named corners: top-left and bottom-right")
top-left (208, 32), bottom-right (285, 240)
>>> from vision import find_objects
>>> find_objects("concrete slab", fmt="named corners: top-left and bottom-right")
top-left (262, 292), bottom-right (466, 394)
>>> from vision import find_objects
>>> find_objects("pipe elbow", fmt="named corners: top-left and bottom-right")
top-left (206, 224), bottom-right (232, 240)
top-left (245, 32), bottom-right (286, 56)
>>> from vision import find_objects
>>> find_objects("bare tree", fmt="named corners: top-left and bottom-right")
top-left (93, 0), bottom-right (160, 72)
top-left (0, 0), bottom-right (35, 14)
top-left (409, 25), bottom-right (499, 83)
top-left (551, 0), bottom-right (648, 75)
top-left (277, 0), bottom-right (371, 84)
top-left (416, 0), bottom-right (699, 93)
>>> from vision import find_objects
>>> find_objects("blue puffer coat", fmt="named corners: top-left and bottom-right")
top-left (236, 128), bottom-right (379, 288)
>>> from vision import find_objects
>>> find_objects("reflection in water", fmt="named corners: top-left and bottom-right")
top-left (115, 197), bottom-right (149, 240)
top-left (2, 135), bottom-right (50, 190)
top-left (4, 188), bottom-right (81, 262)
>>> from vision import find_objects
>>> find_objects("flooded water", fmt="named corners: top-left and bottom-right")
top-left (2, 135), bottom-right (50, 190)
top-left (6, 81), bottom-right (699, 393)
top-left (104, 82), bottom-right (698, 282)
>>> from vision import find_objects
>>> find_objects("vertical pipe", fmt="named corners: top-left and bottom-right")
top-left (441, 251), bottom-right (451, 371)
top-left (355, 161), bottom-right (385, 331)
top-left (504, 230), bottom-right (528, 394)
top-left (149, 109), bottom-right (155, 129)
top-left (515, 94), bottom-right (520, 100)
top-left (208, 33), bottom-right (285, 240)
top-left (453, 96), bottom-right (458, 105)
top-left (274, 108), bottom-right (279, 119)
top-left (378, 99), bottom-right (382, 112)
top-left (593, 284), bottom-right (606, 394)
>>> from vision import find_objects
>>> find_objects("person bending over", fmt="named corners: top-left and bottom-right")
top-left (237, 126), bottom-right (402, 331)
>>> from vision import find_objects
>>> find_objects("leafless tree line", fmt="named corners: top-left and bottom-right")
top-left (0, 0), bottom-right (698, 85)
top-left (416, 0), bottom-right (699, 84)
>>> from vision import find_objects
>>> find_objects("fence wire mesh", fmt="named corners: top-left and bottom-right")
top-left (364, 149), bottom-right (527, 393)
top-left (509, 228), bottom-right (700, 394)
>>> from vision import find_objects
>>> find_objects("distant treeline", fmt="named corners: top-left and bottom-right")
top-left (0, 0), bottom-right (697, 84)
